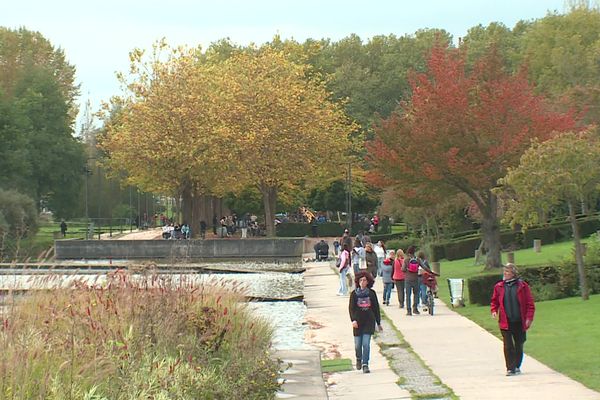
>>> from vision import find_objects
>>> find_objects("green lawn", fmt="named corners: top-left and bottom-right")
top-left (436, 240), bottom-right (600, 392)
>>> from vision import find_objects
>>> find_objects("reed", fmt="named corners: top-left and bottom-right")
top-left (0, 269), bottom-right (281, 399)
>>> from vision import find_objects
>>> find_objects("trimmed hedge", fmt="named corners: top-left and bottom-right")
top-left (468, 274), bottom-right (502, 306)
top-left (275, 222), bottom-right (346, 237)
top-left (432, 217), bottom-right (600, 262)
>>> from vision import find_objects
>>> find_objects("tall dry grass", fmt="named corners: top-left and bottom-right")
top-left (0, 269), bottom-right (281, 399)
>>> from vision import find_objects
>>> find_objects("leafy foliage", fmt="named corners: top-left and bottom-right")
top-left (367, 42), bottom-right (577, 268)
top-left (0, 28), bottom-right (85, 218)
top-left (0, 188), bottom-right (38, 238)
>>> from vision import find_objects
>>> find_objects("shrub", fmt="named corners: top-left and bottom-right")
top-left (444, 237), bottom-right (481, 260)
top-left (467, 274), bottom-right (501, 305)
top-left (0, 188), bottom-right (38, 238)
top-left (523, 227), bottom-right (557, 249)
top-left (276, 222), bottom-right (346, 237)
top-left (387, 237), bottom-right (421, 253)
top-left (0, 270), bottom-right (281, 399)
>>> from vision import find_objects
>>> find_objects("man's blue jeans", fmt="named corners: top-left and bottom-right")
top-left (354, 333), bottom-right (372, 366)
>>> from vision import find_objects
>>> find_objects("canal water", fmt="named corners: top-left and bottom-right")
top-left (0, 262), bottom-right (308, 350)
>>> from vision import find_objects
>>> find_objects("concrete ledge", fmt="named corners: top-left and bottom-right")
top-left (55, 238), bottom-right (305, 261)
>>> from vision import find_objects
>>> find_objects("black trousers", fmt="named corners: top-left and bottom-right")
top-left (395, 280), bottom-right (405, 307)
top-left (501, 320), bottom-right (527, 371)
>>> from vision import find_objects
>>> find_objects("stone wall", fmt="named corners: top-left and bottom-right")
top-left (55, 238), bottom-right (305, 261)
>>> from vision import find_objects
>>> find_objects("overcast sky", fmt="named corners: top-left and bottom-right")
top-left (2, 0), bottom-right (568, 128)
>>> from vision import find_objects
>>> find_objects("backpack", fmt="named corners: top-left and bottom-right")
top-left (336, 250), bottom-right (349, 270)
top-left (407, 257), bottom-right (419, 273)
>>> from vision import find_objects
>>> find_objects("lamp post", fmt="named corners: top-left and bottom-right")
top-left (84, 165), bottom-right (92, 239)
top-left (346, 163), bottom-right (352, 230)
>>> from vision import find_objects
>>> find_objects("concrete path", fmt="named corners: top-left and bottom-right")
top-left (274, 350), bottom-right (328, 399)
top-left (303, 258), bottom-right (600, 400)
top-left (303, 260), bottom-right (411, 399)
top-left (377, 279), bottom-right (600, 400)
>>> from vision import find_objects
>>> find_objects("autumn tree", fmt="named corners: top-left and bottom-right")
top-left (218, 47), bottom-right (355, 236)
top-left (100, 42), bottom-right (236, 235)
top-left (500, 130), bottom-right (600, 300)
top-left (367, 43), bottom-right (577, 269)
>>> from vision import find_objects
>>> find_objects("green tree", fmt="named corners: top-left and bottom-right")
top-left (500, 130), bottom-right (600, 300)
top-left (0, 27), bottom-right (85, 218)
top-left (519, 5), bottom-right (600, 124)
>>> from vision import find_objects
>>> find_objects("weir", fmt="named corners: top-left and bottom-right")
top-left (54, 238), bottom-right (305, 262)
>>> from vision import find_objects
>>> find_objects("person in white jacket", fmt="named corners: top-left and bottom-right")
top-left (373, 240), bottom-right (386, 276)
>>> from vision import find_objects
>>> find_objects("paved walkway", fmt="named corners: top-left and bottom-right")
top-left (303, 260), bottom-right (411, 399)
top-left (302, 258), bottom-right (600, 400)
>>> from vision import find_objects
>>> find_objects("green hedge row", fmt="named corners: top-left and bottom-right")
top-left (275, 222), bottom-right (405, 239)
top-left (432, 218), bottom-right (600, 261)
top-left (468, 264), bottom-right (600, 305)
top-left (275, 222), bottom-right (345, 237)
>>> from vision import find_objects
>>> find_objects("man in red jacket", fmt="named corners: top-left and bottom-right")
top-left (490, 263), bottom-right (535, 376)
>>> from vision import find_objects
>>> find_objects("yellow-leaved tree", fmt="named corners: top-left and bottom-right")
top-left (100, 41), bottom-right (238, 235)
top-left (218, 46), bottom-right (357, 235)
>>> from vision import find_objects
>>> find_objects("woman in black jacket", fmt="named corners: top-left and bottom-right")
top-left (349, 271), bottom-right (382, 373)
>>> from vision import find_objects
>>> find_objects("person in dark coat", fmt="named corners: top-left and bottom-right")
top-left (314, 239), bottom-right (329, 261)
top-left (349, 271), bottom-right (382, 374)
top-left (60, 220), bottom-right (67, 237)
top-left (491, 263), bottom-right (535, 376)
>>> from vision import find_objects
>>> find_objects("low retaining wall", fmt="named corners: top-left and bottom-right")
top-left (55, 238), bottom-right (305, 261)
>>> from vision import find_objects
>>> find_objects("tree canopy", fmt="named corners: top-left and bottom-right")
top-left (500, 130), bottom-right (600, 299)
top-left (101, 42), bottom-right (355, 236)
top-left (0, 27), bottom-right (85, 218)
top-left (367, 43), bottom-right (577, 268)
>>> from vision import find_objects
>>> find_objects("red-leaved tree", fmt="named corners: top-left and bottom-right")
top-left (367, 43), bottom-right (578, 269)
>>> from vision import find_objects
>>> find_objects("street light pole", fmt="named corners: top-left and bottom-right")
top-left (347, 163), bottom-right (352, 230)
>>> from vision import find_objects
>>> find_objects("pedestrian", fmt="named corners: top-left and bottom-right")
top-left (490, 263), bottom-right (535, 376)
top-left (373, 240), bottom-right (386, 276)
top-left (364, 242), bottom-right (378, 282)
top-left (212, 215), bottom-right (217, 235)
top-left (200, 220), bottom-right (207, 239)
top-left (341, 228), bottom-right (353, 249)
top-left (60, 220), bottom-right (67, 237)
top-left (337, 243), bottom-right (352, 296)
top-left (372, 213), bottom-right (379, 232)
top-left (381, 250), bottom-right (395, 305)
top-left (402, 246), bottom-right (433, 315)
top-left (352, 239), bottom-right (364, 275)
top-left (417, 251), bottom-right (432, 311)
top-left (361, 231), bottom-right (371, 247)
top-left (349, 271), bottom-right (382, 374)
top-left (393, 249), bottom-right (406, 308)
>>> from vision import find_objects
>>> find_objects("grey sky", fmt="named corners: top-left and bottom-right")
top-left (2, 0), bottom-right (568, 128)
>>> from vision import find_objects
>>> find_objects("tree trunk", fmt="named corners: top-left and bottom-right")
top-left (481, 193), bottom-right (502, 269)
top-left (181, 184), bottom-right (193, 228)
top-left (569, 201), bottom-right (589, 300)
top-left (260, 183), bottom-right (277, 237)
